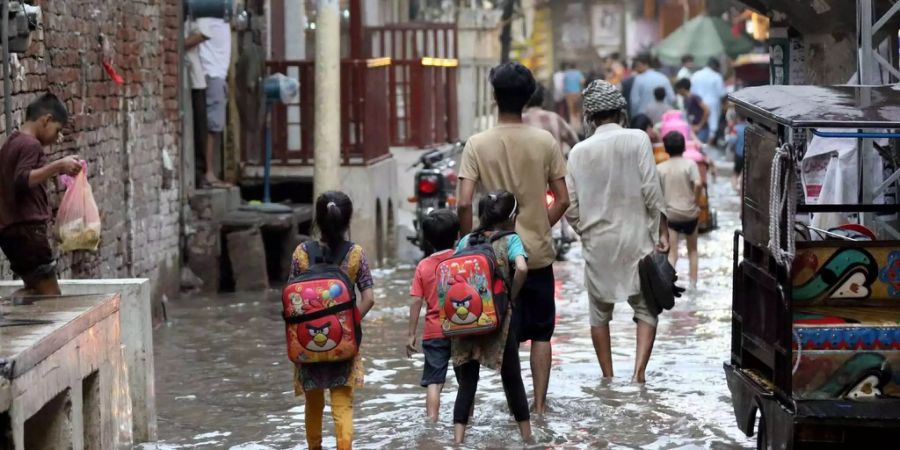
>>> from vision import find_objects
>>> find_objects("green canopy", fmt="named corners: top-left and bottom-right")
top-left (655, 15), bottom-right (755, 66)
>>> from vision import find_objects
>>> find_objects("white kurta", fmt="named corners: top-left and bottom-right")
top-left (565, 123), bottom-right (666, 302)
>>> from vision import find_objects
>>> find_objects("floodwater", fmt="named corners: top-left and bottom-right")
top-left (146, 162), bottom-right (754, 449)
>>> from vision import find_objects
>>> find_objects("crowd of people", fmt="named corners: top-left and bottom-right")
top-left (0, 50), bottom-right (745, 449)
top-left (282, 57), bottom-right (753, 448)
top-left (550, 53), bottom-right (746, 157)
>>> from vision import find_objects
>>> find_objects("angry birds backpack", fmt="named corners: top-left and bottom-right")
top-left (282, 241), bottom-right (362, 364)
top-left (436, 231), bottom-right (514, 337)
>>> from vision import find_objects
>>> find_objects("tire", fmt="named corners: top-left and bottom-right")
top-left (757, 412), bottom-right (769, 450)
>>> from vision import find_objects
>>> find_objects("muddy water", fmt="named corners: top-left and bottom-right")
top-left (147, 169), bottom-right (753, 449)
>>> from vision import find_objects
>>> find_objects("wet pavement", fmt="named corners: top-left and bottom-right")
top-left (146, 162), bottom-right (753, 449)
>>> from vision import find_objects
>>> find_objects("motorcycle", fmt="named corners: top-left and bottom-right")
top-left (407, 142), bottom-right (464, 255)
top-left (546, 190), bottom-right (576, 260)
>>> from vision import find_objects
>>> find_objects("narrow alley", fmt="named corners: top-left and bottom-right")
top-left (149, 158), bottom-right (753, 449)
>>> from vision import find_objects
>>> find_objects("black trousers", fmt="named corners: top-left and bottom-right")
top-left (452, 309), bottom-right (530, 425)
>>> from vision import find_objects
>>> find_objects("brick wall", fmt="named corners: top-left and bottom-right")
top-left (0, 0), bottom-right (182, 308)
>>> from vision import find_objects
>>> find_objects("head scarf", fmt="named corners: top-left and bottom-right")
top-left (582, 79), bottom-right (627, 116)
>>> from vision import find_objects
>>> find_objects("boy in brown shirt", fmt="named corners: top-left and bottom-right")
top-left (0, 93), bottom-right (81, 296)
top-left (458, 62), bottom-right (570, 416)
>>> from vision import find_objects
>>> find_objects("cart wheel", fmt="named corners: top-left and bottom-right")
top-left (756, 412), bottom-right (769, 450)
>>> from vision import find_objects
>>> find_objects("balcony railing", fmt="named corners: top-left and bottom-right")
top-left (248, 59), bottom-right (392, 167)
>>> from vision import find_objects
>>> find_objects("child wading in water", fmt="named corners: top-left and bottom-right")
top-left (407, 209), bottom-right (460, 421)
top-left (290, 191), bottom-right (376, 450)
top-left (452, 191), bottom-right (532, 444)
top-left (657, 132), bottom-right (702, 289)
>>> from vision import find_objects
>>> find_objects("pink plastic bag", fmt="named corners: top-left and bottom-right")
top-left (57, 162), bottom-right (101, 252)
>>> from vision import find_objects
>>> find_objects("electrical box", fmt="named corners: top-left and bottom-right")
top-left (185, 0), bottom-right (234, 19)
top-left (1, 2), bottom-right (39, 53)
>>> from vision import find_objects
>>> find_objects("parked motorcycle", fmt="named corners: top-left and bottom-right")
top-left (407, 142), bottom-right (464, 255)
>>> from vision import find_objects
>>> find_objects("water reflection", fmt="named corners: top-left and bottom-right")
top-left (147, 165), bottom-right (752, 449)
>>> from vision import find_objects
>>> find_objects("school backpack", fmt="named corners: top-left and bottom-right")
top-left (436, 231), bottom-right (513, 337)
top-left (282, 241), bottom-right (362, 364)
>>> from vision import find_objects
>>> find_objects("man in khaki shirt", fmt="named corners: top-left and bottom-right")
top-left (458, 62), bottom-right (570, 416)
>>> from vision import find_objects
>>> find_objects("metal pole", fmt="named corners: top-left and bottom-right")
top-left (313, 0), bottom-right (341, 199)
top-left (2, 0), bottom-right (12, 135)
top-left (858, 0), bottom-right (877, 84)
top-left (263, 102), bottom-right (273, 204)
top-left (349, 0), bottom-right (363, 59)
top-left (856, 0), bottom-right (875, 226)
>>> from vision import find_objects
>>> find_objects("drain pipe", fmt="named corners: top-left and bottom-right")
top-left (2, 0), bottom-right (12, 135)
top-left (0, 0), bottom-right (4, 323)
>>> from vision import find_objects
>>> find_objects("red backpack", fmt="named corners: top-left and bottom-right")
top-left (282, 241), bottom-right (362, 364)
top-left (436, 231), bottom-right (513, 337)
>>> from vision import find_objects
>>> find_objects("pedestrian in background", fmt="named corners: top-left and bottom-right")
top-left (196, 15), bottom-right (232, 188)
top-left (674, 78), bottom-right (711, 141)
top-left (657, 132), bottom-right (702, 290)
top-left (523, 85), bottom-right (579, 156)
top-left (406, 209), bottom-right (460, 422)
top-left (552, 64), bottom-right (568, 119)
top-left (562, 63), bottom-right (586, 129)
top-left (605, 52), bottom-right (627, 87)
top-left (676, 55), bottom-right (695, 81)
top-left (644, 86), bottom-right (673, 125)
top-left (630, 54), bottom-right (675, 119)
top-left (290, 192), bottom-right (376, 450)
top-left (690, 58), bottom-right (727, 145)
top-left (629, 114), bottom-right (667, 164)
top-left (566, 80), bottom-right (668, 384)
top-left (0, 94), bottom-right (82, 298)
top-left (730, 113), bottom-right (748, 192)
top-left (457, 62), bottom-right (569, 416)
top-left (183, 17), bottom-right (209, 189)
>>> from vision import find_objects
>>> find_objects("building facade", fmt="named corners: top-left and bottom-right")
top-left (0, 0), bottom-right (182, 316)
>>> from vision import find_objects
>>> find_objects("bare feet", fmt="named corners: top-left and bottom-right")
top-left (453, 423), bottom-right (466, 444)
top-left (204, 172), bottom-right (231, 188)
top-left (518, 419), bottom-right (534, 443)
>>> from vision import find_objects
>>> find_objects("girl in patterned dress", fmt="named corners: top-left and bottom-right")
top-left (289, 191), bottom-right (375, 450)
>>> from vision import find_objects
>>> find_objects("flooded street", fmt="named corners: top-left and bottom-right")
top-left (148, 162), bottom-right (753, 449)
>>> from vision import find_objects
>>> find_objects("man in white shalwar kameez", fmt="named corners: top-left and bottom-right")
top-left (565, 80), bottom-right (669, 383)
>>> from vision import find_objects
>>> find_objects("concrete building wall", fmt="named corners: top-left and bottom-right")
top-left (343, 158), bottom-right (399, 265)
top-left (0, 0), bottom-right (182, 310)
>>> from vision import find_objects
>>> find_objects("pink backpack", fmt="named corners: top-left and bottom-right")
top-left (660, 111), bottom-right (702, 161)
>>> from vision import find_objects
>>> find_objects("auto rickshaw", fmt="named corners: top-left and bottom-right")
top-left (725, 85), bottom-right (900, 449)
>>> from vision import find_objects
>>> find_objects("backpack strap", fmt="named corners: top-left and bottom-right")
top-left (283, 301), bottom-right (355, 324)
top-left (308, 240), bottom-right (354, 265)
top-left (466, 231), bottom-right (488, 246)
top-left (489, 230), bottom-right (515, 243)
top-left (305, 241), bottom-right (323, 264)
top-left (468, 230), bottom-right (514, 247)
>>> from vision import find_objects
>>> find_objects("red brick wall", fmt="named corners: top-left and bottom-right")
top-left (0, 0), bottom-right (182, 304)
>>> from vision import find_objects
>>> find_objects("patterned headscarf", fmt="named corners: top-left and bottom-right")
top-left (582, 79), bottom-right (627, 116)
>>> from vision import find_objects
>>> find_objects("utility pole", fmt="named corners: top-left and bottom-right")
top-left (313, 0), bottom-right (341, 199)
top-left (499, 0), bottom-right (516, 64)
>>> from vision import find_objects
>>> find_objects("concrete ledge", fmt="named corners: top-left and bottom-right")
top-left (1, 294), bottom-right (132, 449)
top-left (0, 279), bottom-right (156, 443)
